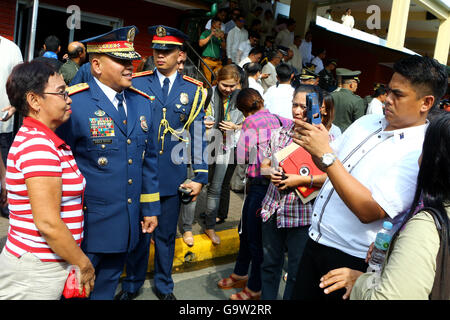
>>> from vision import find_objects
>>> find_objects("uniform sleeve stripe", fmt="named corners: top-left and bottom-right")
top-left (140, 193), bottom-right (160, 203)
top-left (193, 169), bottom-right (208, 173)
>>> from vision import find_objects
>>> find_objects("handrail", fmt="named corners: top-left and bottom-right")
top-left (184, 41), bottom-right (215, 87)
top-left (186, 55), bottom-right (212, 88)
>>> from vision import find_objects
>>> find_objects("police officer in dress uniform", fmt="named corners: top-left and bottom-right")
top-left (331, 67), bottom-right (366, 132)
top-left (292, 64), bottom-right (319, 88)
top-left (114, 25), bottom-right (208, 300)
top-left (56, 26), bottom-right (161, 300)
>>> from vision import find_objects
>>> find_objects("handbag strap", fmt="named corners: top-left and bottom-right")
top-left (421, 207), bottom-right (450, 300)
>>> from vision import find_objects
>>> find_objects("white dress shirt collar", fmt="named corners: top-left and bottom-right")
top-left (94, 77), bottom-right (127, 114)
top-left (156, 69), bottom-right (178, 95)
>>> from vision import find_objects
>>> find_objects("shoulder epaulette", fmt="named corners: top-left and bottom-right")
top-left (132, 70), bottom-right (153, 78)
top-left (129, 86), bottom-right (150, 99)
top-left (183, 75), bottom-right (203, 87)
top-left (67, 83), bottom-right (89, 96)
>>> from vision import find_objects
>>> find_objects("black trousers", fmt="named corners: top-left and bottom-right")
top-left (291, 238), bottom-right (368, 301)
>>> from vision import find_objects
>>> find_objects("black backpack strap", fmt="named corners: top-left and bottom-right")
top-left (273, 114), bottom-right (283, 127)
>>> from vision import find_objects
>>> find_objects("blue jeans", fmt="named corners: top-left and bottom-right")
top-left (205, 152), bottom-right (231, 229)
top-left (233, 180), bottom-right (268, 292)
top-left (261, 214), bottom-right (309, 300)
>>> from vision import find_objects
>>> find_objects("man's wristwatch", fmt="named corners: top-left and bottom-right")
top-left (320, 152), bottom-right (337, 168)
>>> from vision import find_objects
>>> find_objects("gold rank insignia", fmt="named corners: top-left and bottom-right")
top-left (156, 26), bottom-right (167, 37)
top-left (180, 92), bottom-right (189, 105)
top-left (67, 82), bottom-right (89, 96)
top-left (140, 115), bottom-right (148, 132)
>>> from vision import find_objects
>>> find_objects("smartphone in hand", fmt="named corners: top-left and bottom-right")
top-left (306, 93), bottom-right (321, 125)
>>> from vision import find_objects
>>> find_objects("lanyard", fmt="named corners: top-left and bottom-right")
top-left (223, 98), bottom-right (230, 120)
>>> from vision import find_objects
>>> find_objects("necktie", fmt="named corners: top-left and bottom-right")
top-left (115, 92), bottom-right (127, 126)
top-left (162, 77), bottom-right (170, 103)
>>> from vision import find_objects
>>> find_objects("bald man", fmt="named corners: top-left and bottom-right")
top-left (59, 41), bottom-right (87, 84)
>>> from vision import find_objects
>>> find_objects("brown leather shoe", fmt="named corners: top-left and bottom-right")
top-left (204, 229), bottom-right (221, 245)
top-left (182, 231), bottom-right (194, 247)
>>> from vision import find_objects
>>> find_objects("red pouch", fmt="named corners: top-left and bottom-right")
top-left (62, 267), bottom-right (86, 299)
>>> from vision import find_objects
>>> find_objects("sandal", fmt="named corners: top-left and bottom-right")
top-left (182, 231), bottom-right (194, 247)
top-left (229, 287), bottom-right (261, 300)
top-left (217, 274), bottom-right (248, 290)
top-left (204, 229), bottom-right (221, 245)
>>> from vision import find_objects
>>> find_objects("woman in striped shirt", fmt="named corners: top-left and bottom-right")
top-left (0, 61), bottom-right (95, 299)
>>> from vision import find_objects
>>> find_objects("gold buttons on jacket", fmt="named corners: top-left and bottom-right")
top-left (127, 139), bottom-right (131, 144)
top-left (128, 159), bottom-right (133, 164)
top-left (128, 198), bottom-right (132, 204)
top-left (128, 179), bottom-right (133, 185)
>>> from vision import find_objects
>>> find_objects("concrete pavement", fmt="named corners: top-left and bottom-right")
top-left (0, 187), bottom-right (291, 301)
top-left (0, 187), bottom-right (248, 298)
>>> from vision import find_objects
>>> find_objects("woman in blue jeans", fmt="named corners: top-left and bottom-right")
top-left (203, 65), bottom-right (244, 244)
top-left (217, 88), bottom-right (289, 300)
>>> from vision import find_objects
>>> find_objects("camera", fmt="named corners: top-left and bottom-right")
top-left (178, 179), bottom-right (194, 204)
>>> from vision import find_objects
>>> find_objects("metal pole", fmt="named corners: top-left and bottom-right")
top-left (27, 0), bottom-right (39, 62)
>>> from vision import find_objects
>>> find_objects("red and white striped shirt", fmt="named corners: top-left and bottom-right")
top-left (4, 117), bottom-right (85, 262)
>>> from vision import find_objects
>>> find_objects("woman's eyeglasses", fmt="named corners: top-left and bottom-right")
top-left (43, 91), bottom-right (70, 100)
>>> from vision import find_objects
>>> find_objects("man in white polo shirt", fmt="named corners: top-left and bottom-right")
top-left (226, 13), bottom-right (248, 64)
top-left (290, 55), bottom-right (448, 300)
top-left (263, 63), bottom-right (294, 120)
top-left (261, 50), bottom-right (283, 92)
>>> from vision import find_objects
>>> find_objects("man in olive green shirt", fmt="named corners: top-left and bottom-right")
top-left (59, 41), bottom-right (87, 85)
top-left (199, 17), bottom-right (225, 85)
top-left (331, 68), bottom-right (365, 132)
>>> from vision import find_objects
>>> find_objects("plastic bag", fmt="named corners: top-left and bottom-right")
top-left (62, 265), bottom-right (86, 299)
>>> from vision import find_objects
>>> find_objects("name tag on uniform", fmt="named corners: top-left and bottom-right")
top-left (89, 117), bottom-right (115, 137)
top-left (93, 138), bottom-right (113, 144)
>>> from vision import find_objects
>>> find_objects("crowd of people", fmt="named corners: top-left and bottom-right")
top-left (0, 0), bottom-right (449, 302)
top-left (197, 0), bottom-right (336, 90)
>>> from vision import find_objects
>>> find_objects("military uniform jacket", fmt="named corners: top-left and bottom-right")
top-left (331, 88), bottom-right (366, 132)
top-left (59, 59), bottom-right (79, 85)
top-left (57, 79), bottom-right (161, 253)
top-left (132, 71), bottom-right (208, 197)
